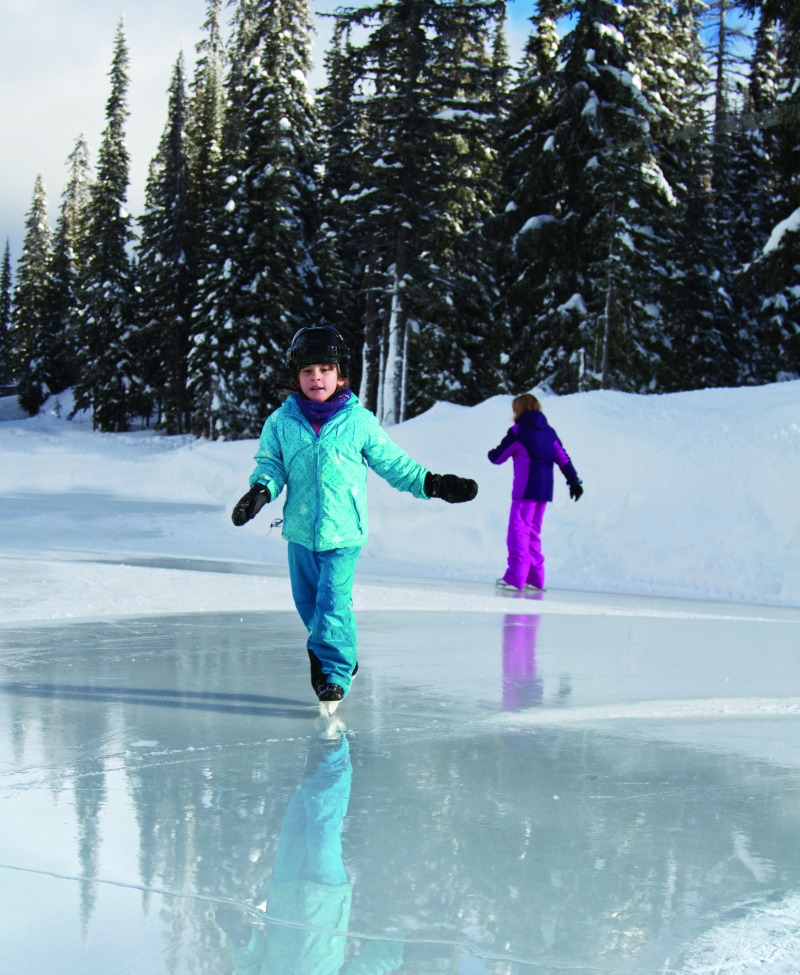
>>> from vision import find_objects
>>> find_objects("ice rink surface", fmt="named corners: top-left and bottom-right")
top-left (2, 570), bottom-right (799, 975)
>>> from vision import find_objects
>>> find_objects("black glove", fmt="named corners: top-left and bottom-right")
top-left (569, 481), bottom-right (583, 501)
top-left (424, 472), bottom-right (478, 504)
top-left (231, 483), bottom-right (271, 525)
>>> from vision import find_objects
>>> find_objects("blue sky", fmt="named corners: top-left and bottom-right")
top-left (0, 1), bottom-right (533, 262)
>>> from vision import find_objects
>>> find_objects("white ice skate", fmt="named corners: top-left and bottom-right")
top-left (319, 698), bottom-right (341, 718)
top-left (317, 682), bottom-right (345, 718)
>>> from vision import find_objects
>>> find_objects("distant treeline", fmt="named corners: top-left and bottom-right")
top-left (0, 0), bottom-right (797, 438)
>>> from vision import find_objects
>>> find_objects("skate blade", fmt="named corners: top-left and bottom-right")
top-left (319, 699), bottom-right (341, 718)
top-left (315, 715), bottom-right (346, 738)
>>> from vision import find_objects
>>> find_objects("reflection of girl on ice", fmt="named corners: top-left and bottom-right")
top-left (221, 732), bottom-right (404, 975)
top-left (489, 394), bottom-right (583, 592)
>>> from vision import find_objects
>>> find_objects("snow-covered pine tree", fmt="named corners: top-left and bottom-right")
top-left (505, 0), bottom-right (677, 394)
top-left (627, 0), bottom-right (737, 392)
top-left (11, 175), bottom-right (53, 415)
top-left (72, 20), bottom-right (136, 432)
top-left (49, 135), bottom-right (93, 398)
top-left (184, 0), bottom-right (228, 437)
top-left (314, 19), bottom-right (364, 377)
top-left (191, 0), bottom-right (320, 440)
top-left (722, 15), bottom-right (784, 384)
top-left (499, 0), bottom-right (566, 394)
top-left (0, 240), bottom-right (12, 387)
top-left (407, 0), bottom-right (506, 414)
top-left (324, 0), bottom-right (505, 424)
top-left (187, 0), bottom-right (227, 226)
top-left (692, 0), bottom-right (758, 385)
top-left (744, 0), bottom-right (800, 379)
top-left (137, 55), bottom-right (196, 435)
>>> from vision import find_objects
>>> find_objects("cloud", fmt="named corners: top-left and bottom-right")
top-left (0, 0), bottom-right (205, 259)
top-left (1, 1), bottom-right (530, 262)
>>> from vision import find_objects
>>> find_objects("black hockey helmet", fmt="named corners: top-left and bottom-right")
top-left (286, 326), bottom-right (350, 378)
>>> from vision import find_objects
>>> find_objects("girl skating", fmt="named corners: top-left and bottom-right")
top-left (232, 326), bottom-right (478, 715)
top-left (488, 394), bottom-right (582, 593)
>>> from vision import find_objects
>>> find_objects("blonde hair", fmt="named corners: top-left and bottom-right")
top-left (512, 394), bottom-right (541, 421)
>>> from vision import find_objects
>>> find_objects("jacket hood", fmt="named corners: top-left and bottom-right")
top-left (518, 410), bottom-right (548, 430)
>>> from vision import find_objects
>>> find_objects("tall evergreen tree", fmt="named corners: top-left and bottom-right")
top-left (73, 20), bottom-right (136, 431)
top-left (11, 176), bottom-right (53, 415)
top-left (504, 0), bottom-right (678, 394)
top-left (314, 18), bottom-right (365, 368)
top-left (498, 0), bottom-right (568, 394)
top-left (191, 0), bottom-right (320, 439)
top-left (185, 0), bottom-right (232, 437)
top-left (137, 54), bottom-right (195, 434)
top-left (638, 0), bottom-right (738, 391)
top-left (409, 0), bottom-right (506, 413)
top-left (0, 240), bottom-right (12, 387)
top-left (324, 0), bottom-right (505, 424)
top-left (751, 2), bottom-right (800, 378)
top-left (187, 0), bottom-right (228, 226)
top-left (724, 16), bottom-right (784, 383)
top-left (49, 134), bottom-right (93, 396)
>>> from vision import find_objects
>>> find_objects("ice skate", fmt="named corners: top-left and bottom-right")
top-left (315, 714), bottom-right (346, 738)
top-left (317, 682), bottom-right (345, 718)
top-left (496, 578), bottom-right (524, 591)
top-left (319, 699), bottom-right (340, 718)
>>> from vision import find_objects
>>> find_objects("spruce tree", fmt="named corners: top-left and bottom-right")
top-left (314, 19), bottom-right (364, 373)
top-left (732, 0), bottom-right (798, 380)
top-left (184, 0), bottom-right (228, 437)
top-left (504, 0), bottom-right (678, 394)
top-left (11, 176), bottom-right (53, 415)
top-left (187, 0), bottom-right (227, 224)
top-left (752, 3), bottom-right (800, 378)
top-left (191, 0), bottom-right (320, 440)
top-left (408, 0), bottom-right (506, 414)
top-left (635, 0), bottom-right (737, 391)
top-left (0, 240), bottom-right (12, 387)
top-left (49, 135), bottom-right (93, 396)
top-left (73, 20), bottom-right (136, 432)
top-left (323, 0), bottom-right (505, 423)
top-left (723, 17), bottom-right (783, 383)
top-left (137, 55), bottom-right (195, 434)
top-left (499, 0), bottom-right (567, 394)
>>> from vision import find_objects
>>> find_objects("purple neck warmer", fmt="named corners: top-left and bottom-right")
top-left (296, 388), bottom-right (352, 427)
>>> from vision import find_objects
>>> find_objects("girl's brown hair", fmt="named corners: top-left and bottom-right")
top-left (512, 393), bottom-right (541, 422)
top-left (279, 362), bottom-right (350, 401)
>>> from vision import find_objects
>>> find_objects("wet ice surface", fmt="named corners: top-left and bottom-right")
top-left (2, 582), bottom-right (800, 974)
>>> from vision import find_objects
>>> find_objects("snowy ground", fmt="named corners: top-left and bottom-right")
top-left (1, 384), bottom-right (799, 974)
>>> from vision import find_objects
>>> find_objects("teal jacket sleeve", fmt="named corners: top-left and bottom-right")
top-left (359, 410), bottom-right (429, 499)
top-left (249, 411), bottom-right (288, 501)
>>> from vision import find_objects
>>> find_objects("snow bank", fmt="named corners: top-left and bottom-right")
top-left (1, 381), bottom-right (798, 607)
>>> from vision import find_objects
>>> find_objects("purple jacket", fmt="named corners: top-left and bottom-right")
top-left (488, 410), bottom-right (579, 502)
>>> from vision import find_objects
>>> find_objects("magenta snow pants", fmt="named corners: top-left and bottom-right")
top-left (502, 499), bottom-right (547, 590)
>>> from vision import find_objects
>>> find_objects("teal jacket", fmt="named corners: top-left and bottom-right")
top-left (250, 393), bottom-right (430, 551)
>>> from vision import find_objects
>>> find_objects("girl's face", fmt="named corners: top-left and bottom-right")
top-left (297, 363), bottom-right (346, 402)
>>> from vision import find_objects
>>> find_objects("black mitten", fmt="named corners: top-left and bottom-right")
top-left (569, 481), bottom-right (584, 501)
top-left (231, 484), bottom-right (271, 525)
top-left (424, 472), bottom-right (478, 504)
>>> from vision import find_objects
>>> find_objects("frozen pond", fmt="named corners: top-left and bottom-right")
top-left (2, 584), bottom-right (800, 974)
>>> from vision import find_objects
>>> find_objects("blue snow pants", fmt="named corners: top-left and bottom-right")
top-left (287, 542), bottom-right (361, 693)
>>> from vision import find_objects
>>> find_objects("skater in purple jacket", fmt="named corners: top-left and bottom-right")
top-left (488, 394), bottom-right (583, 592)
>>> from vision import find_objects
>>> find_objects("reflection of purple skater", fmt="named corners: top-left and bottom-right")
top-left (502, 614), bottom-right (544, 710)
